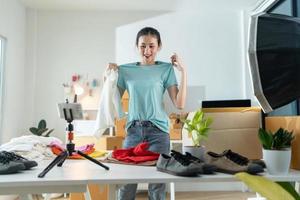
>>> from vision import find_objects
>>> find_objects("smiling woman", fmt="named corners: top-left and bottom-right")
top-left (0, 35), bottom-right (6, 140)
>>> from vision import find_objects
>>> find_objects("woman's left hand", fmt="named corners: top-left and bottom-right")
top-left (170, 53), bottom-right (185, 72)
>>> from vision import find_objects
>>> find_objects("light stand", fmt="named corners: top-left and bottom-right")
top-left (38, 102), bottom-right (109, 178)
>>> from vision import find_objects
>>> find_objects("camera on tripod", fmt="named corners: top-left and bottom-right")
top-left (57, 102), bottom-right (83, 121)
top-left (38, 100), bottom-right (109, 178)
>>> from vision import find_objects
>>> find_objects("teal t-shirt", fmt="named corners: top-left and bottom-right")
top-left (117, 61), bottom-right (178, 133)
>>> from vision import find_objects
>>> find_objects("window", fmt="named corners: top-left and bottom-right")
top-left (269, 0), bottom-right (292, 16)
top-left (0, 36), bottom-right (6, 135)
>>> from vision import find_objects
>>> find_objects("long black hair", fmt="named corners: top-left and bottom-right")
top-left (135, 27), bottom-right (161, 47)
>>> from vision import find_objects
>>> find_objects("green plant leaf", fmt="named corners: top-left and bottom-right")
top-left (205, 117), bottom-right (213, 127)
top-left (258, 128), bottom-right (273, 150)
top-left (29, 127), bottom-right (38, 134)
top-left (235, 172), bottom-right (295, 200)
top-left (277, 182), bottom-right (300, 200)
top-left (192, 113), bottom-right (199, 124)
top-left (38, 119), bottom-right (46, 129)
top-left (37, 128), bottom-right (48, 135)
top-left (184, 110), bottom-right (213, 146)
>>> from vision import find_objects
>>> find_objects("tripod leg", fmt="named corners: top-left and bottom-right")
top-left (57, 152), bottom-right (68, 167)
top-left (38, 151), bottom-right (68, 178)
top-left (77, 150), bottom-right (109, 170)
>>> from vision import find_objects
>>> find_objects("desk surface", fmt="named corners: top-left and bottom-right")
top-left (1, 160), bottom-right (300, 188)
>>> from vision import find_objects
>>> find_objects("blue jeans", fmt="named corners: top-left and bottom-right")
top-left (118, 121), bottom-right (170, 200)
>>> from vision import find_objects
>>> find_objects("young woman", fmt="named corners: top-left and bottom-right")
top-left (107, 27), bottom-right (187, 200)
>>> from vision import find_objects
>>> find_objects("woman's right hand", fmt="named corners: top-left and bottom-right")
top-left (107, 63), bottom-right (118, 71)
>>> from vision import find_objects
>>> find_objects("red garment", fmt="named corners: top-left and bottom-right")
top-left (112, 142), bottom-right (159, 164)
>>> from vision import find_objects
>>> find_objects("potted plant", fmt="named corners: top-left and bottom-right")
top-left (258, 127), bottom-right (294, 175)
top-left (182, 110), bottom-right (213, 160)
top-left (30, 119), bottom-right (54, 137)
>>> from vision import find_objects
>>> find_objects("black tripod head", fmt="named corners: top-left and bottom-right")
top-left (63, 107), bottom-right (74, 131)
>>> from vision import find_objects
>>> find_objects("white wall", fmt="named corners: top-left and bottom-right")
top-left (0, 1), bottom-right (259, 143)
top-left (26, 10), bottom-right (167, 141)
top-left (25, 3), bottom-right (260, 141)
top-left (116, 8), bottom-right (249, 102)
top-left (0, 0), bottom-right (26, 143)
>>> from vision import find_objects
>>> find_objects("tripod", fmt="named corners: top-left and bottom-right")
top-left (38, 107), bottom-right (109, 178)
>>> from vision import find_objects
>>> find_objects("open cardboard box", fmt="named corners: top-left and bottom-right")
top-left (182, 107), bottom-right (263, 159)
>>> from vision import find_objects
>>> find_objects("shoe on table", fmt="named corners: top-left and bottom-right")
top-left (171, 150), bottom-right (217, 174)
top-left (217, 150), bottom-right (266, 168)
top-left (0, 151), bottom-right (38, 170)
top-left (0, 153), bottom-right (26, 174)
top-left (206, 151), bottom-right (264, 175)
top-left (156, 154), bottom-right (199, 177)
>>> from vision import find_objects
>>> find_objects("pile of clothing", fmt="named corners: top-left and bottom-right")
top-left (0, 135), bottom-right (62, 161)
top-left (105, 142), bottom-right (159, 166)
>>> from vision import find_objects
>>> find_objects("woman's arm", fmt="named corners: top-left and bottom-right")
top-left (167, 53), bottom-right (187, 110)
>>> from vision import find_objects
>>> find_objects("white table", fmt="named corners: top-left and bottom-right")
top-left (1, 160), bottom-right (300, 200)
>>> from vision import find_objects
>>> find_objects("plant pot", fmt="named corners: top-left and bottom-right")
top-left (182, 145), bottom-right (206, 161)
top-left (262, 148), bottom-right (291, 175)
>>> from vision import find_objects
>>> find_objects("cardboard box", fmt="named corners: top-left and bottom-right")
top-left (170, 128), bottom-right (182, 140)
top-left (182, 107), bottom-right (262, 159)
top-left (122, 91), bottom-right (129, 99)
top-left (202, 107), bottom-right (262, 130)
top-left (170, 118), bottom-right (183, 129)
top-left (121, 99), bottom-right (129, 112)
top-left (203, 128), bottom-right (262, 159)
top-left (115, 118), bottom-right (127, 138)
top-left (74, 135), bottom-right (123, 151)
top-left (121, 91), bottom-right (129, 112)
top-left (169, 113), bottom-right (188, 129)
top-left (98, 136), bottom-right (123, 150)
top-left (265, 116), bottom-right (300, 170)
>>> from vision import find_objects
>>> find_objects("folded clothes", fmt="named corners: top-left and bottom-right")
top-left (112, 142), bottom-right (159, 164)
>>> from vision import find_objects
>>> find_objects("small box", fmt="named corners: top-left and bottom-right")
top-left (121, 91), bottom-right (129, 112)
top-left (170, 128), bottom-right (182, 140)
top-left (122, 91), bottom-right (129, 99)
top-left (115, 118), bottom-right (127, 138)
top-left (98, 136), bottom-right (124, 150)
top-left (121, 99), bottom-right (129, 112)
top-left (171, 119), bottom-right (183, 129)
top-left (169, 113), bottom-right (188, 129)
